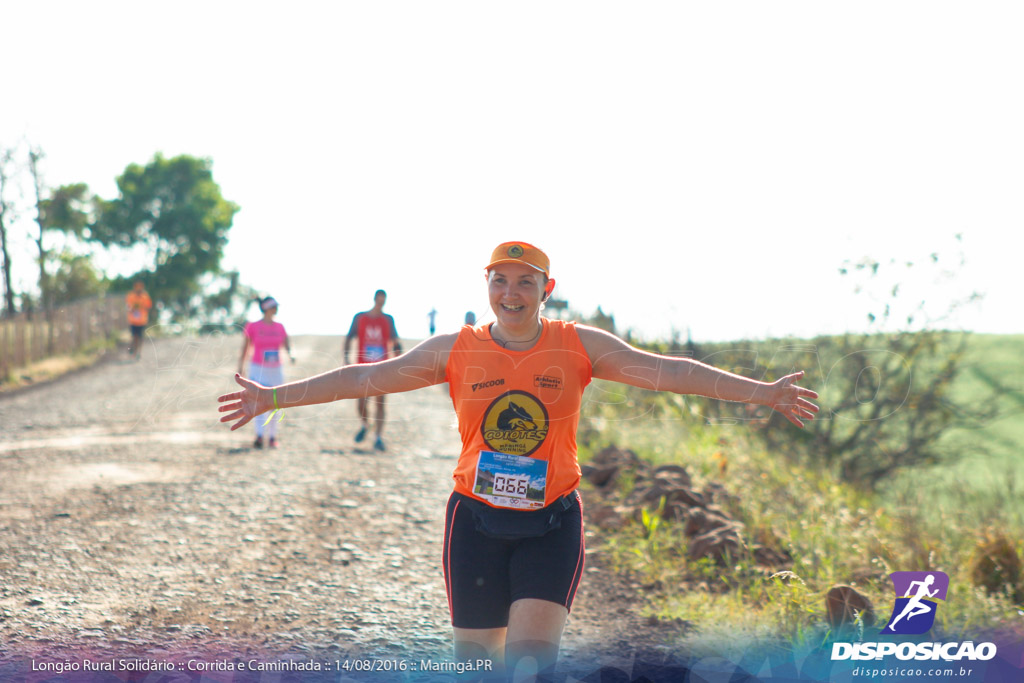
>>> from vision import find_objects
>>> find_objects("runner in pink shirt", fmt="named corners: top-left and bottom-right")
top-left (237, 296), bottom-right (294, 448)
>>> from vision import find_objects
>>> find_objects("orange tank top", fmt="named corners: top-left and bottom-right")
top-left (444, 318), bottom-right (592, 508)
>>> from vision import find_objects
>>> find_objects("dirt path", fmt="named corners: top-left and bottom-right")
top-left (0, 335), bottom-right (680, 680)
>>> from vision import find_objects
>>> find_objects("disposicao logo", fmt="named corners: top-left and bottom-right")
top-left (831, 570), bottom-right (999, 663)
top-left (881, 571), bottom-right (949, 635)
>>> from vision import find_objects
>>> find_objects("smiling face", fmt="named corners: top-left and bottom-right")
top-left (487, 263), bottom-right (548, 333)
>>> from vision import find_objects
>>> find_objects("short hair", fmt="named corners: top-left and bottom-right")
top-left (374, 289), bottom-right (387, 299)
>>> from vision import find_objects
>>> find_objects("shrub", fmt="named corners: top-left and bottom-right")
top-left (968, 530), bottom-right (1023, 602)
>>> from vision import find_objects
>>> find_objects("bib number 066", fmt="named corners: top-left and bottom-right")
top-left (493, 474), bottom-right (529, 497)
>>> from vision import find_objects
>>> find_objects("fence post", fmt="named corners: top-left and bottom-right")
top-left (108, 296), bottom-right (115, 338)
top-left (14, 316), bottom-right (25, 370)
top-left (1, 320), bottom-right (8, 380)
top-left (53, 306), bottom-right (62, 355)
top-left (32, 315), bottom-right (42, 363)
top-left (109, 295), bottom-right (119, 342)
top-left (0, 294), bottom-right (129, 381)
top-left (59, 306), bottom-right (70, 354)
top-left (88, 298), bottom-right (96, 344)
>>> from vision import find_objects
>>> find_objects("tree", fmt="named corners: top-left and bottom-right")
top-left (92, 153), bottom-right (239, 320)
top-left (586, 306), bottom-right (617, 334)
top-left (28, 147), bottom-right (50, 314)
top-left (38, 180), bottom-right (95, 307)
top-left (28, 147), bottom-right (100, 350)
top-left (199, 270), bottom-right (258, 330)
top-left (681, 241), bottom-right (996, 489)
top-left (41, 182), bottom-right (93, 238)
top-left (0, 147), bottom-right (16, 317)
top-left (48, 251), bottom-right (107, 305)
top-left (795, 244), bottom-right (993, 487)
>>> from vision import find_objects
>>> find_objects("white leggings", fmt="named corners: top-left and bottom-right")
top-left (249, 362), bottom-right (284, 439)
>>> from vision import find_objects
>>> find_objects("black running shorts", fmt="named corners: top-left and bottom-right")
top-left (442, 490), bottom-right (585, 629)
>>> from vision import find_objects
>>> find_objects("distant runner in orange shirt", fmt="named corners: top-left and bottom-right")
top-left (219, 241), bottom-right (820, 680)
top-left (125, 280), bottom-right (152, 360)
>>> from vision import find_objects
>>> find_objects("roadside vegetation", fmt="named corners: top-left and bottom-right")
top-left (576, 330), bottom-right (1024, 661)
top-left (0, 330), bottom-right (122, 391)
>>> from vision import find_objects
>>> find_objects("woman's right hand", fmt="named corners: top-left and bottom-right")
top-left (218, 374), bottom-right (272, 430)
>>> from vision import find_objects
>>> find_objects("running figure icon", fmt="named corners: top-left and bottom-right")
top-left (881, 570), bottom-right (949, 635)
top-left (888, 574), bottom-right (938, 630)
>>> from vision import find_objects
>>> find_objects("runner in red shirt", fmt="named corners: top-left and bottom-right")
top-left (343, 289), bottom-right (399, 451)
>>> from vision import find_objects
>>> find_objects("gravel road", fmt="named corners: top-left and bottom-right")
top-left (0, 335), bottom-right (680, 681)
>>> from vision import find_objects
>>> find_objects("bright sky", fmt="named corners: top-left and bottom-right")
top-left (2, 2), bottom-right (1021, 342)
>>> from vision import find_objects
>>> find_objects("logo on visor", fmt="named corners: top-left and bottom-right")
top-left (481, 390), bottom-right (549, 456)
top-left (507, 245), bottom-right (524, 258)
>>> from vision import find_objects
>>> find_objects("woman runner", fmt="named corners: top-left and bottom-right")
top-left (236, 296), bottom-right (294, 449)
top-left (218, 242), bottom-right (819, 680)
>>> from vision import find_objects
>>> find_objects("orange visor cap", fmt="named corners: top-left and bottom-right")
top-left (485, 241), bottom-right (550, 277)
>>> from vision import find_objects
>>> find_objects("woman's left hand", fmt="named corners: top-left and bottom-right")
top-left (765, 371), bottom-right (820, 428)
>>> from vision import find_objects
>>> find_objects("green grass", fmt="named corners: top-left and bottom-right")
top-left (578, 333), bottom-right (1024, 654)
top-left (883, 334), bottom-right (1024, 527)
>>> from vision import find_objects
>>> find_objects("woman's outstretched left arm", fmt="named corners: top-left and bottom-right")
top-left (577, 325), bottom-right (819, 428)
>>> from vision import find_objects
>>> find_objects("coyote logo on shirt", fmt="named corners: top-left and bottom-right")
top-left (497, 402), bottom-right (537, 431)
top-left (482, 391), bottom-right (549, 457)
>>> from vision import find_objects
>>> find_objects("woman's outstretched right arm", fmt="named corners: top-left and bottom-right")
top-left (218, 333), bottom-right (456, 430)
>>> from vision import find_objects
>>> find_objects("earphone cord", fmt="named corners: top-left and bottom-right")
top-left (490, 323), bottom-right (543, 348)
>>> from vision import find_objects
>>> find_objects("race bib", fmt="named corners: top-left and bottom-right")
top-left (129, 309), bottom-right (144, 323)
top-left (472, 450), bottom-right (547, 510)
top-left (262, 350), bottom-right (280, 364)
top-left (364, 345), bottom-right (386, 361)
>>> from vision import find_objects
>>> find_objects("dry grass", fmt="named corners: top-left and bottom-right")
top-left (1, 335), bottom-right (121, 392)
